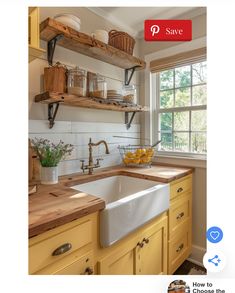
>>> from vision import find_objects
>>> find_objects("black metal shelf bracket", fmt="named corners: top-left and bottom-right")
top-left (125, 112), bottom-right (136, 130)
top-left (124, 66), bottom-right (139, 85)
top-left (47, 34), bottom-right (64, 66)
top-left (48, 102), bottom-right (60, 129)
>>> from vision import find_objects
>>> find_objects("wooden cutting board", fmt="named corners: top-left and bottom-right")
top-left (28, 139), bottom-right (40, 182)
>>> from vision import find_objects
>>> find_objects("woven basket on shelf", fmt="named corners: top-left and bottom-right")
top-left (108, 30), bottom-right (135, 55)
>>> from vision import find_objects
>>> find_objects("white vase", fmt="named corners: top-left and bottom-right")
top-left (40, 166), bottom-right (58, 185)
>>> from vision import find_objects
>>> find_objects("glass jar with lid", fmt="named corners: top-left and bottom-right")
top-left (89, 74), bottom-right (107, 99)
top-left (122, 84), bottom-right (137, 104)
top-left (67, 66), bottom-right (86, 97)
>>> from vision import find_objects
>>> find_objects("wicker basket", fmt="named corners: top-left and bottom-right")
top-left (118, 145), bottom-right (155, 167)
top-left (108, 30), bottom-right (135, 55)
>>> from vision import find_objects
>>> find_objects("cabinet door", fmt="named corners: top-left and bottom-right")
top-left (136, 216), bottom-right (168, 275)
top-left (98, 244), bottom-right (135, 275)
top-left (53, 252), bottom-right (94, 275)
top-left (168, 220), bottom-right (192, 274)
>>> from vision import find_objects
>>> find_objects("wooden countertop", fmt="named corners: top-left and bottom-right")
top-left (29, 164), bottom-right (193, 238)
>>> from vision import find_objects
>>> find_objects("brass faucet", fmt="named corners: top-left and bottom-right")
top-left (80, 138), bottom-right (110, 175)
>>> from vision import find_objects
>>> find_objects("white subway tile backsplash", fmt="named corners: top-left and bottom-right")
top-left (29, 120), bottom-right (139, 175)
top-left (29, 120), bottom-right (72, 133)
top-left (71, 121), bottom-right (140, 133)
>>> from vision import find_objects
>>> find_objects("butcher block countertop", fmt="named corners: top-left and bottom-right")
top-left (29, 164), bottom-right (193, 238)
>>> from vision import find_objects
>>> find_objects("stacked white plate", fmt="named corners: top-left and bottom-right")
top-left (107, 90), bottom-right (123, 101)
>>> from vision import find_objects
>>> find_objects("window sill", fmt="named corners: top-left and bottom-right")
top-left (153, 153), bottom-right (207, 168)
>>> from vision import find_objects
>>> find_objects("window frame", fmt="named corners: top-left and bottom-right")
top-left (154, 61), bottom-right (207, 158)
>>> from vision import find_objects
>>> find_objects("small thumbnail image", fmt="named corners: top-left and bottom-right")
top-left (168, 279), bottom-right (190, 293)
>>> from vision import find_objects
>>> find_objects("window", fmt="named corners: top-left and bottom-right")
top-left (156, 61), bottom-right (207, 155)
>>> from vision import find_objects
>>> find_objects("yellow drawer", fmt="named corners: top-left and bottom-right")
top-left (169, 193), bottom-right (191, 238)
top-left (29, 219), bottom-right (92, 274)
top-left (168, 220), bottom-right (192, 274)
top-left (170, 175), bottom-right (192, 200)
top-left (53, 251), bottom-right (94, 275)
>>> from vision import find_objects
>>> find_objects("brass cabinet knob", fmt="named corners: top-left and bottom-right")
top-left (52, 243), bottom-right (72, 256)
top-left (176, 212), bottom-right (185, 219)
top-left (176, 243), bottom-right (184, 253)
top-left (84, 267), bottom-right (94, 275)
top-left (177, 187), bottom-right (183, 193)
top-left (137, 241), bottom-right (144, 248)
top-left (143, 238), bottom-right (149, 244)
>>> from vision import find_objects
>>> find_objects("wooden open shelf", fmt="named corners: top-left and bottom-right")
top-left (40, 18), bottom-right (146, 70)
top-left (35, 91), bottom-right (148, 112)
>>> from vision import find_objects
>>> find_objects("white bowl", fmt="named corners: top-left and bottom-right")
top-left (54, 13), bottom-right (81, 31)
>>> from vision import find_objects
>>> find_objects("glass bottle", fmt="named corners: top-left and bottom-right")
top-left (122, 84), bottom-right (137, 104)
top-left (67, 66), bottom-right (86, 96)
top-left (89, 74), bottom-right (107, 99)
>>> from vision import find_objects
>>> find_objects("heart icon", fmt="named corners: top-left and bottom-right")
top-left (210, 231), bottom-right (220, 240)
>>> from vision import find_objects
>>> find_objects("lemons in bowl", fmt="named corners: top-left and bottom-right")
top-left (123, 147), bottom-right (154, 166)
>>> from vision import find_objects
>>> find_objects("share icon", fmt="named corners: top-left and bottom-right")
top-left (208, 255), bottom-right (221, 266)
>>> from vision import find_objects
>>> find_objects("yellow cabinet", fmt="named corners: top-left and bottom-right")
top-left (168, 174), bottom-right (192, 274)
top-left (28, 7), bottom-right (45, 62)
top-left (135, 217), bottom-right (167, 275)
top-left (98, 214), bottom-right (168, 275)
top-left (168, 220), bottom-right (192, 274)
top-left (39, 251), bottom-right (94, 275)
top-left (29, 213), bottom-right (96, 275)
top-left (98, 243), bottom-right (136, 275)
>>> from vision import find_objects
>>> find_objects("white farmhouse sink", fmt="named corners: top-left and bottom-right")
top-left (72, 175), bottom-right (169, 247)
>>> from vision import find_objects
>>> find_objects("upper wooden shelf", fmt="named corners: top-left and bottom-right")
top-left (40, 18), bottom-right (146, 70)
top-left (35, 91), bottom-right (148, 113)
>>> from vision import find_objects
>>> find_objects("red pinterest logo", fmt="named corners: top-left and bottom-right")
top-left (145, 20), bottom-right (192, 41)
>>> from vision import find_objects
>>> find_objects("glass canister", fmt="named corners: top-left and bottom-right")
top-left (89, 74), bottom-right (107, 99)
top-left (122, 84), bottom-right (137, 104)
top-left (67, 66), bottom-right (86, 96)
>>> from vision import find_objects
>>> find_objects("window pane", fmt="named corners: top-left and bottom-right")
top-left (191, 132), bottom-right (207, 153)
top-left (191, 110), bottom-right (206, 131)
top-left (160, 90), bottom-right (174, 108)
top-left (174, 111), bottom-right (189, 131)
top-left (192, 85), bottom-right (207, 105)
top-left (160, 70), bottom-right (173, 90)
top-left (159, 133), bottom-right (172, 151)
top-left (174, 132), bottom-right (189, 152)
top-left (159, 113), bottom-right (172, 131)
top-left (175, 65), bottom-right (191, 88)
top-left (192, 61), bottom-right (207, 85)
top-left (175, 87), bottom-right (190, 107)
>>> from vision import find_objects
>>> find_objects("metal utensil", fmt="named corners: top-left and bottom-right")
top-left (151, 140), bottom-right (161, 148)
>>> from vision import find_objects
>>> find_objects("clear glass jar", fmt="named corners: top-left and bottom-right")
top-left (122, 84), bottom-right (137, 104)
top-left (67, 67), bottom-right (86, 96)
top-left (89, 74), bottom-right (107, 99)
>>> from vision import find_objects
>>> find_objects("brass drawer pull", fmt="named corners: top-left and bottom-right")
top-left (137, 241), bottom-right (144, 248)
top-left (176, 212), bottom-right (185, 220)
top-left (84, 267), bottom-right (94, 275)
top-left (52, 243), bottom-right (72, 256)
top-left (143, 238), bottom-right (149, 244)
top-left (177, 187), bottom-right (183, 193)
top-left (176, 243), bottom-right (184, 253)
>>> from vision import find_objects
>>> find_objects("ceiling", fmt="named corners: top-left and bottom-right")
top-left (88, 7), bottom-right (206, 38)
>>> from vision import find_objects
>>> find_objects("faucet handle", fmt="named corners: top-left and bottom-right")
top-left (96, 158), bottom-right (103, 165)
top-left (80, 160), bottom-right (85, 173)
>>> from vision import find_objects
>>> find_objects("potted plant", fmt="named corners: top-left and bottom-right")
top-left (30, 138), bottom-right (74, 184)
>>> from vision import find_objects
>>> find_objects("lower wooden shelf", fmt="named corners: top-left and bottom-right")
top-left (35, 91), bottom-right (148, 129)
top-left (35, 91), bottom-right (148, 112)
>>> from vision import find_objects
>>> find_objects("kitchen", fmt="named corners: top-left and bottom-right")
top-left (28, 6), bottom-right (207, 275)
